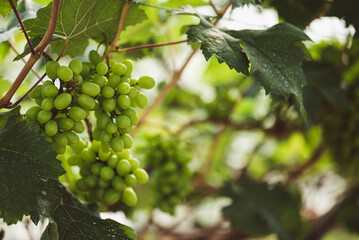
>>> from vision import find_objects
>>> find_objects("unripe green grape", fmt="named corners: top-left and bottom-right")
top-left (37, 110), bottom-right (52, 124)
top-left (69, 59), bottom-right (83, 74)
top-left (116, 149), bottom-right (130, 159)
top-left (108, 155), bottom-right (119, 168)
top-left (97, 178), bottom-right (110, 188)
top-left (102, 86), bottom-right (115, 98)
top-left (100, 166), bottom-right (115, 181)
top-left (122, 188), bottom-right (137, 206)
top-left (77, 94), bottom-right (96, 110)
top-left (76, 178), bottom-right (90, 192)
top-left (124, 174), bottom-right (137, 187)
top-left (123, 59), bottom-right (134, 77)
top-left (133, 168), bottom-right (149, 184)
top-left (75, 74), bottom-right (83, 86)
top-left (128, 158), bottom-right (140, 171)
top-left (96, 62), bottom-right (108, 76)
top-left (82, 148), bottom-right (96, 163)
top-left (127, 88), bottom-right (137, 99)
top-left (117, 95), bottom-right (131, 109)
top-left (91, 162), bottom-right (104, 176)
top-left (72, 121), bottom-right (85, 133)
top-left (26, 106), bottom-right (42, 121)
top-left (108, 74), bottom-right (121, 87)
top-left (45, 120), bottom-right (58, 136)
top-left (122, 126), bottom-right (134, 134)
top-left (84, 175), bottom-right (97, 188)
top-left (68, 107), bottom-right (86, 121)
top-left (112, 63), bottom-right (127, 76)
top-left (120, 76), bottom-right (130, 84)
top-left (63, 131), bottom-right (79, 146)
top-left (135, 92), bottom-right (148, 108)
top-left (98, 147), bottom-right (111, 161)
top-left (106, 122), bottom-right (118, 134)
top-left (58, 118), bottom-right (74, 131)
top-left (41, 81), bottom-right (53, 98)
top-left (116, 159), bottom-right (131, 176)
top-left (82, 82), bottom-right (101, 97)
top-left (138, 76), bottom-right (155, 89)
top-left (81, 63), bottom-right (90, 77)
top-left (67, 154), bottom-right (82, 166)
top-left (110, 59), bottom-right (116, 66)
top-left (29, 85), bottom-right (42, 99)
top-left (121, 134), bottom-right (133, 149)
top-left (97, 113), bottom-right (110, 129)
top-left (43, 85), bottom-right (58, 98)
top-left (100, 130), bottom-right (113, 143)
top-left (89, 50), bottom-right (101, 65)
top-left (41, 98), bottom-right (54, 111)
top-left (93, 75), bottom-right (107, 88)
top-left (116, 82), bottom-right (131, 95)
top-left (102, 98), bottom-right (116, 112)
top-left (89, 188), bottom-right (106, 202)
top-left (54, 93), bottom-right (72, 110)
top-left (103, 189), bottom-right (122, 205)
top-left (53, 144), bottom-right (66, 154)
top-left (101, 142), bottom-right (111, 153)
top-left (130, 100), bottom-right (138, 108)
top-left (112, 176), bottom-right (126, 192)
top-left (57, 66), bottom-right (73, 82)
top-left (53, 133), bottom-right (68, 146)
top-left (46, 61), bottom-right (60, 80)
top-left (116, 115), bottom-right (131, 129)
top-left (90, 140), bottom-right (101, 152)
top-left (92, 127), bottom-right (102, 141)
top-left (111, 137), bottom-right (124, 153)
top-left (35, 98), bottom-right (43, 106)
top-left (71, 140), bottom-right (87, 153)
top-left (130, 78), bottom-right (138, 85)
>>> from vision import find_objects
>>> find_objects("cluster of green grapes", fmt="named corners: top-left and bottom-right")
top-left (140, 135), bottom-right (192, 214)
top-left (68, 140), bottom-right (148, 206)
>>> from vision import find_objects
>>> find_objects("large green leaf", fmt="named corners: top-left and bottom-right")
top-left (221, 176), bottom-right (303, 240)
top-left (32, 180), bottom-right (137, 240)
top-left (0, 114), bottom-right (65, 224)
top-left (24, 0), bottom-right (146, 57)
top-left (40, 223), bottom-right (59, 240)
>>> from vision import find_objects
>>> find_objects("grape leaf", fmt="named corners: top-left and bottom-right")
top-left (13, 37), bottom-right (42, 61)
top-left (231, 0), bottom-right (262, 9)
top-left (32, 179), bottom-right (136, 240)
top-left (226, 23), bottom-right (310, 101)
top-left (24, 0), bottom-right (146, 57)
top-left (40, 223), bottom-right (59, 240)
top-left (0, 114), bottom-right (65, 224)
top-left (0, 0), bottom-right (17, 17)
top-left (220, 176), bottom-right (303, 240)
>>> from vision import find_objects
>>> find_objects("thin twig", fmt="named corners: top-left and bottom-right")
top-left (85, 118), bottom-right (93, 141)
top-left (117, 40), bottom-right (188, 53)
top-left (110, 0), bottom-right (132, 51)
top-left (213, 1), bottom-right (231, 25)
top-left (209, 0), bottom-right (220, 15)
top-left (8, 0), bottom-right (35, 55)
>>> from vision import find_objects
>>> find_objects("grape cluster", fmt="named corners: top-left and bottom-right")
top-left (139, 135), bottom-right (192, 214)
top-left (68, 140), bottom-right (148, 206)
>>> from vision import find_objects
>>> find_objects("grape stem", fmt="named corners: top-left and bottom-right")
top-left (115, 40), bottom-right (188, 53)
top-left (85, 118), bottom-right (93, 141)
top-left (110, 0), bottom-right (132, 51)
top-left (0, 0), bottom-right (60, 109)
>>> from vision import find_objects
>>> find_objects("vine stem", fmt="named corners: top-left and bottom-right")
top-left (110, 0), bottom-right (132, 51)
top-left (0, 0), bottom-right (60, 109)
top-left (8, 0), bottom-right (35, 55)
top-left (116, 40), bottom-right (188, 53)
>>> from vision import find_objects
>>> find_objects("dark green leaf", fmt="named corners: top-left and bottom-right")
top-left (24, 0), bottom-right (146, 57)
top-left (0, 0), bottom-right (17, 17)
top-left (221, 176), bottom-right (303, 240)
top-left (40, 223), bottom-right (59, 240)
top-left (0, 115), bottom-right (65, 224)
top-left (32, 180), bottom-right (136, 240)
top-left (231, 0), bottom-right (262, 9)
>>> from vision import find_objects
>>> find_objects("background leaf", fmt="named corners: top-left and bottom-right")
top-left (40, 223), bottom-right (59, 240)
top-left (0, 0), bottom-right (17, 17)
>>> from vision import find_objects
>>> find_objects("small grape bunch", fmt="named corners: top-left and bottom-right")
top-left (68, 140), bottom-right (148, 206)
top-left (140, 135), bottom-right (192, 214)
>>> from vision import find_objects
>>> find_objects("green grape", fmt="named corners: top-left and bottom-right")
top-left (80, 63), bottom-right (90, 77)
top-left (82, 82), bottom-right (101, 97)
top-left (75, 74), bottom-right (83, 86)
top-left (41, 81), bottom-right (53, 98)
top-left (102, 98), bottom-right (116, 112)
top-left (124, 174), bottom-right (137, 187)
top-left (35, 98), bottom-right (43, 106)
top-left (72, 121), bottom-right (85, 133)
top-left (91, 162), bottom-right (104, 175)
top-left (57, 66), bottom-right (73, 82)
top-left (41, 98), bottom-right (54, 111)
top-left (90, 140), bottom-right (101, 152)
top-left (26, 106), bottom-right (42, 121)
top-left (111, 137), bottom-right (124, 152)
top-left (102, 86), bottom-right (115, 98)
top-left (67, 154), bottom-right (82, 166)
top-left (117, 95), bottom-right (131, 109)
top-left (123, 59), bottom-right (134, 76)
top-left (127, 88), bottom-right (137, 99)
top-left (103, 189), bottom-right (122, 205)
top-left (43, 85), bottom-right (59, 98)
top-left (116, 149), bottom-right (130, 159)
top-left (68, 107), bottom-right (86, 121)
top-left (93, 75), bottom-right (106, 88)
top-left (63, 131), bottom-right (79, 146)
top-left (97, 113), bottom-right (110, 129)
top-left (122, 188), bottom-right (137, 206)
top-left (130, 78), bottom-right (138, 85)
top-left (84, 175), bottom-right (98, 188)
top-left (112, 63), bottom-right (127, 76)
top-left (76, 178), bottom-right (90, 192)
top-left (46, 61), bottom-right (60, 80)
top-left (112, 176), bottom-right (126, 191)
top-left (69, 59), bottom-right (83, 74)
top-left (53, 133), bottom-right (68, 146)
top-left (101, 142), bottom-right (111, 152)
top-left (37, 110), bottom-right (52, 124)
top-left (89, 50), bottom-right (101, 65)
top-left (138, 76), bottom-right (155, 89)
top-left (100, 166), bottom-right (115, 181)
top-left (121, 134), bottom-right (133, 149)
top-left (97, 178), bottom-right (110, 188)
top-left (129, 158), bottom-right (140, 171)
top-left (71, 140), bottom-right (87, 153)
top-left (45, 120), bottom-right (58, 136)
top-left (82, 148), bottom-right (96, 163)
top-left (116, 115), bottom-right (131, 129)
top-left (29, 85), bottom-right (42, 99)
top-left (106, 122), bottom-right (118, 134)
top-left (58, 118), bottom-right (74, 131)
top-left (96, 62), bottom-right (108, 76)
top-left (100, 130), bottom-right (113, 143)
top-left (53, 144), bottom-right (66, 154)
top-left (116, 82), bottom-right (131, 94)
top-left (54, 93), bottom-right (72, 110)
top-left (92, 127), bottom-right (102, 141)
top-left (123, 126), bottom-right (134, 134)
top-left (108, 155), bottom-right (119, 168)
top-left (108, 74), bottom-right (121, 87)
top-left (80, 166), bottom-right (91, 177)
top-left (116, 159), bottom-right (131, 176)
top-left (133, 168), bottom-right (149, 184)
top-left (98, 147), bottom-right (111, 161)
top-left (135, 92), bottom-right (148, 108)
top-left (77, 94), bottom-right (96, 110)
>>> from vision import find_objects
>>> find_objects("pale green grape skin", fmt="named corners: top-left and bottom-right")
top-left (121, 134), bottom-right (133, 149)
top-left (138, 76), bottom-right (155, 89)
top-left (41, 98), bottom-right (54, 111)
top-left (43, 85), bottom-right (59, 98)
top-left (130, 78), bottom-right (137, 85)
top-left (67, 154), bottom-right (82, 166)
top-left (58, 118), bottom-right (74, 131)
top-left (82, 82), bottom-right (101, 97)
top-left (37, 110), bottom-right (52, 124)
top-left (116, 115), bottom-right (131, 129)
top-left (112, 63), bottom-right (127, 76)
top-left (100, 166), bottom-right (115, 181)
top-left (97, 113), bottom-right (110, 129)
top-left (68, 107), bottom-right (86, 121)
top-left (82, 148), bottom-right (96, 163)
top-left (26, 106), bottom-right (42, 121)
top-left (54, 93), bottom-right (72, 110)
top-left (92, 127), bottom-right (102, 141)
top-left (102, 86), bottom-right (115, 98)
top-left (96, 62), bottom-right (108, 76)
top-left (69, 59), bottom-right (83, 74)
top-left (91, 162), bottom-right (104, 175)
top-left (98, 148), bottom-right (111, 161)
top-left (116, 159), bottom-right (131, 176)
top-left (81, 63), bottom-right (90, 77)
top-left (102, 98), bottom-right (116, 112)
top-left (72, 121), bottom-right (85, 133)
top-left (98, 178), bottom-right (110, 188)
top-left (112, 176), bottom-right (126, 191)
top-left (53, 133), bottom-right (68, 146)
top-left (111, 137), bottom-right (124, 152)
top-left (129, 158), bottom-right (140, 171)
top-left (45, 120), bottom-right (58, 136)
top-left (108, 155), bottom-right (119, 168)
top-left (122, 188), bottom-right (137, 206)
top-left (135, 92), bottom-right (148, 108)
top-left (100, 130), bottom-right (113, 143)
top-left (103, 189), bottom-right (122, 205)
top-left (108, 74), bottom-right (121, 87)
top-left (116, 82), bottom-right (131, 95)
top-left (41, 81), bottom-right (53, 98)
top-left (29, 85), bottom-right (42, 99)
top-left (84, 175), bottom-right (98, 188)
top-left (63, 131), bottom-right (79, 146)
top-left (106, 122), bottom-right (118, 134)
top-left (123, 60), bottom-right (134, 77)
top-left (116, 149), bottom-right (130, 159)
top-left (75, 74), bottom-right (83, 86)
top-left (101, 142), bottom-right (111, 153)
top-left (122, 126), bottom-right (134, 134)
top-left (90, 140), bottom-right (101, 152)
top-left (133, 169), bottom-right (149, 184)
top-left (89, 50), bottom-right (101, 65)
top-left (127, 88), bottom-right (137, 99)
top-left (117, 95), bottom-right (131, 109)
top-left (124, 174), bottom-right (137, 187)
top-left (123, 109), bottom-right (136, 118)
top-left (72, 140), bottom-right (87, 153)
top-left (77, 94), bottom-right (96, 110)
top-left (93, 75), bottom-right (106, 88)
top-left (57, 66), bottom-right (73, 82)
top-left (46, 61), bottom-right (60, 80)
top-left (120, 76), bottom-right (130, 84)
top-left (54, 144), bottom-right (66, 154)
